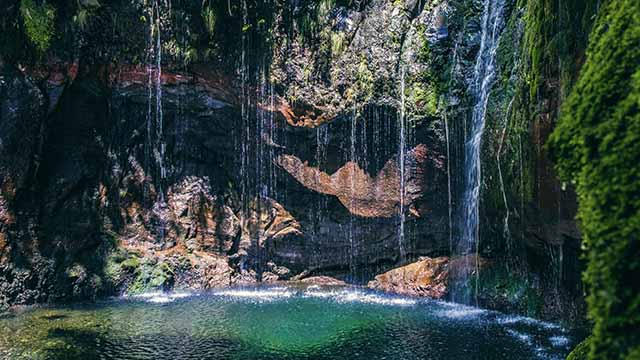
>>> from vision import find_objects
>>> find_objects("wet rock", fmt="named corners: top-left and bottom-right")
top-left (298, 276), bottom-right (347, 286)
top-left (367, 256), bottom-right (450, 298)
top-left (368, 255), bottom-right (488, 299)
top-left (166, 177), bottom-right (239, 253)
top-left (276, 144), bottom-right (429, 218)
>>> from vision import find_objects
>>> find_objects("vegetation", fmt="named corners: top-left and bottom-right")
top-left (520, 0), bottom-right (598, 102)
top-left (567, 337), bottom-right (593, 360)
top-left (19, 0), bottom-right (56, 53)
top-left (547, 0), bottom-right (640, 358)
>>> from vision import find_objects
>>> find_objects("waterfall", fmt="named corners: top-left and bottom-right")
top-left (455, 0), bottom-right (506, 303)
top-left (314, 124), bottom-right (329, 261)
top-left (146, 0), bottom-right (168, 242)
top-left (398, 66), bottom-right (407, 262)
top-left (348, 106), bottom-right (357, 280)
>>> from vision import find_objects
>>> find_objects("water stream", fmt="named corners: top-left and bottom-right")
top-left (147, 0), bottom-right (168, 243)
top-left (398, 66), bottom-right (407, 263)
top-left (455, 0), bottom-right (507, 304)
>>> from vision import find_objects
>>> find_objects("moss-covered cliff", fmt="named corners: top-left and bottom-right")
top-left (548, 0), bottom-right (640, 358)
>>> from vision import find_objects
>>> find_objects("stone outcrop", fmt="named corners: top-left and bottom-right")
top-left (368, 255), bottom-right (488, 299)
top-left (276, 144), bottom-right (429, 218)
top-left (368, 256), bottom-right (450, 298)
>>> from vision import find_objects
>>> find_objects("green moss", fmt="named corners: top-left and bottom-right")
top-left (127, 259), bottom-right (175, 295)
top-left (547, 0), bottom-right (640, 358)
top-left (346, 56), bottom-right (375, 105)
top-left (120, 257), bottom-right (141, 270)
top-left (520, 0), bottom-right (598, 101)
top-left (410, 83), bottom-right (439, 118)
top-left (477, 266), bottom-right (543, 317)
top-left (66, 264), bottom-right (86, 280)
top-left (20, 0), bottom-right (56, 53)
top-left (403, 24), bottom-right (449, 125)
top-left (330, 32), bottom-right (345, 56)
top-left (567, 337), bottom-right (593, 360)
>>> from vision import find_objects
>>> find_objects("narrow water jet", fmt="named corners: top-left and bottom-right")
top-left (398, 66), bottom-right (407, 263)
top-left (349, 106), bottom-right (357, 280)
top-left (146, 0), bottom-right (168, 243)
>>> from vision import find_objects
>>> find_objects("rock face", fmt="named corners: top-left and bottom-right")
top-left (0, 0), bottom-right (586, 322)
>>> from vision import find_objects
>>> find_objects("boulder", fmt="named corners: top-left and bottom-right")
top-left (367, 256), bottom-right (450, 298)
top-left (367, 255), bottom-right (488, 299)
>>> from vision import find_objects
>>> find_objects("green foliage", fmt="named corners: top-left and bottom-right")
top-left (73, 0), bottom-right (101, 30)
top-left (202, 6), bottom-right (217, 35)
top-left (547, 0), bottom-right (640, 358)
top-left (330, 32), bottom-right (345, 56)
top-left (409, 83), bottom-right (439, 118)
top-left (567, 337), bottom-right (593, 360)
top-left (20, 0), bottom-right (56, 53)
top-left (345, 56), bottom-right (374, 104)
top-left (127, 259), bottom-right (175, 294)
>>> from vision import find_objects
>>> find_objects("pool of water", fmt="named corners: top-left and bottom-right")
top-left (0, 286), bottom-right (582, 359)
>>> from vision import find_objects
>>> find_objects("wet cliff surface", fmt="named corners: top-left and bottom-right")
top-left (0, 0), bottom-right (591, 323)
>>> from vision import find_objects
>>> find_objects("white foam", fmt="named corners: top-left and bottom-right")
top-left (170, 292), bottom-right (191, 299)
top-left (438, 308), bottom-right (487, 319)
top-left (214, 289), bottom-right (295, 301)
top-left (147, 296), bottom-right (172, 303)
top-left (507, 329), bottom-right (533, 345)
top-left (339, 292), bottom-right (416, 306)
top-left (129, 291), bottom-right (195, 304)
top-left (434, 302), bottom-right (487, 319)
top-left (303, 289), bottom-right (416, 306)
top-left (303, 289), bottom-right (337, 299)
top-left (132, 291), bottom-right (164, 299)
top-left (549, 335), bottom-right (569, 347)
top-left (497, 315), bottom-right (562, 330)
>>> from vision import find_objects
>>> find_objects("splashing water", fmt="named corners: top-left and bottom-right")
top-left (455, 0), bottom-right (507, 303)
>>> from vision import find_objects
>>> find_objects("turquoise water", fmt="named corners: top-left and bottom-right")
top-left (0, 286), bottom-right (580, 359)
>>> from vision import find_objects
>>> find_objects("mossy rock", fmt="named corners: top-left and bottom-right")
top-left (476, 265), bottom-right (543, 317)
top-left (126, 260), bottom-right (175, 295)
top-left (120, 257), bottom-right (141, 271)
